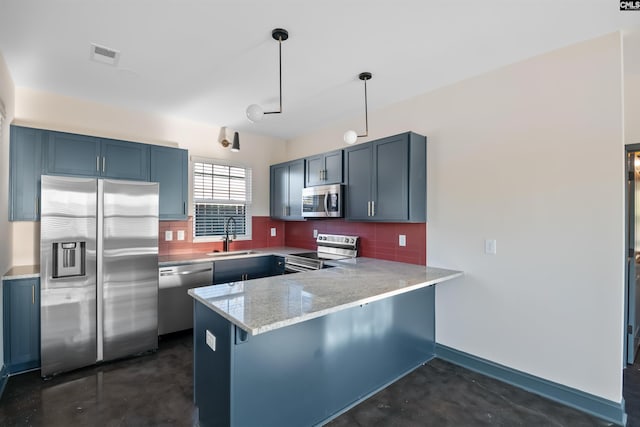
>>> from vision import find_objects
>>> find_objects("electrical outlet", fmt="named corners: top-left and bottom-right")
top-left (270, 227), bottom-right (277, 237)
top-left (399, 235), bottom-right (406, 247)
top-left (313, 229), bottom-right (318, 238)
top-left (164, 230), bottom-right (173, 241)
top-left (177, 230), bottom-right (185, 241)
top-left (206, 330), bottom-right (216, 351)
top-left (484, 239), bottom-right (497, 255)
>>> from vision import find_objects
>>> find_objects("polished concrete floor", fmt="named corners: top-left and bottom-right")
top-left (0, 331), bottom-right (630, 426)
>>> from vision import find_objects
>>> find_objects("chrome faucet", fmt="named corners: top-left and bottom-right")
top-left (223, 217), bottom-right (237, 252)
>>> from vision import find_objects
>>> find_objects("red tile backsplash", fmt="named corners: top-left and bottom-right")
top-left (284, 219), bottom-right (427, 266)
top-left (159, 216), bottom-right (426, 266)
top-left (158, 216), bottom-right (285, 256)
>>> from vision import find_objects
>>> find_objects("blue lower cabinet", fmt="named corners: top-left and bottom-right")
top-left (213, 256), bottom-right (282, 284)
top-left (193, 285), bottom-right (435, 426)
top-left (3, 278), bottom-right (41, 374)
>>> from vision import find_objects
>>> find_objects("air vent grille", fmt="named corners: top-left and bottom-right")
top-left (89, 43), bottom-right (120, 66)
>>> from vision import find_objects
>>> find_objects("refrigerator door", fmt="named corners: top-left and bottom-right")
top-left (99, 179), bottom-right (159, 361)
top-left (40, 176), bottom-right (97, 377)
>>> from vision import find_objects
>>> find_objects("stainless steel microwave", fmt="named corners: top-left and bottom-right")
top-left (302, 184), bottom-right (343, 218)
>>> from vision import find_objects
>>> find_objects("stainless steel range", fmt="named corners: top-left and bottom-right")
top-left (285, 233), bottom-right (359, 273)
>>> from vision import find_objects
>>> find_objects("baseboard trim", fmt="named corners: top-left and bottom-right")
top-left (0, 364), bottom-right (8, 400)
top-left (435, 344), bottom-right (626, 426)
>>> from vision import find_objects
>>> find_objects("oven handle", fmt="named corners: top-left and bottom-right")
top-left (285, 264), bottom-right (312, 273)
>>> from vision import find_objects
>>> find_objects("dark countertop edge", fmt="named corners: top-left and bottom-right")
top-left (188, 269), bottom-right (463, 337)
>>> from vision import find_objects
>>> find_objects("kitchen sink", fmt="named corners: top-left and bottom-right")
top-left (206, 250), bottom-right (258, 258)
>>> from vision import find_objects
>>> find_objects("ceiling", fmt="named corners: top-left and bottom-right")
top-left (0, 0), bottom-right (637, 140)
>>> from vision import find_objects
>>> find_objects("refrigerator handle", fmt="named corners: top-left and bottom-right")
top-left (97, 180), bottom-right (104, 361)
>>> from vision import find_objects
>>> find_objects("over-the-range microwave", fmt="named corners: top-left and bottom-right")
top-left (302, 184), bottom-right (343, 218)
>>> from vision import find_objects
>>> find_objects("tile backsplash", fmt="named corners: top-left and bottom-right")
top-left (159, 217), bottom-right (426, 266)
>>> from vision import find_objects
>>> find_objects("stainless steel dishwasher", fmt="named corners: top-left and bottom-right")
top-left (158, 262), bottom-right (213, 335)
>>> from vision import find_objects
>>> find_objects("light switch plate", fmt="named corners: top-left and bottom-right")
top-left (206, 330), bottom-right (216, 351)
top-left (270, 227), bottom-right (277, 237)
top-left (399, 235), bottom-right (406, 247)
top-left (313, 229), bottom-right (318, 238)
top-left (177, 230), bottom-right (185, 241)
top-left (485, 239), bottom-right (497, 255)
top-left (165, 230), bottom-right (173, 241)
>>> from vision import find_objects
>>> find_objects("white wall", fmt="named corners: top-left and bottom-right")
top-left (625, 30), bottom-right (640, 144)
top-left (288, 33), bottom-right (625, 402)
top-left (11, 88), bottom-right (288, 265)
top-left (0, 52), bottom-right (16, 369)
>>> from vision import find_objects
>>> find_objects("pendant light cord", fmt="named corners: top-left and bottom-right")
top-left (363, 75), bottom-right (368, 137)
top-left (265, 35), bottom-right (283, 115)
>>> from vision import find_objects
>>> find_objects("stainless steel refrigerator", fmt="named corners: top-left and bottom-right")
top-left (40, 175), bottom-right (159, 377)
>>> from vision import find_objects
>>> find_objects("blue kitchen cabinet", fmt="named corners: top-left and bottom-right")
top-left (9, 125), bottom-right (46, 221)
top-left (3, 278), bottom-right (40, 374)
top-left (270, 159), bottom-right (305, 220)
top-left (47, 130), bottom-right (149, 180)
top-left (344, 132), bottom-right (426, 222)
top-left (150, 145), bottom-right (188, 220)
top-left (214, 256), bottom-right (283, 284)
top-left (305, 149), bottom-right (343, 186)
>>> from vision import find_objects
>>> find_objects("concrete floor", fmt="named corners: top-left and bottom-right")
top-left (0, 331), bottom-right (628, 426)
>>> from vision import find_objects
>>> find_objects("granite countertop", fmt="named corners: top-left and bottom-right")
top-left (188, 257), bottom-right (462, 336)
top-left (2, 265), bottom-right (40, 280)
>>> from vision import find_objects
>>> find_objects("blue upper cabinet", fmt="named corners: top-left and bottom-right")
top-left (270, 159), bottom-right (305, 220)
top-left (47, 131), bottom-right (149, 180)
top-left (9, 125), bottom-right (46, 221)
top-left (150, 145), bottom-right (188, 220)
top-left (345, 132), bottom-right (426, 222)
top-left (305, 149), bottom-right (343, 187)
top-left (47, 130), bottom-right (101, 177)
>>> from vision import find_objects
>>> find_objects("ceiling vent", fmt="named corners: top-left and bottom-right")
top-left (89, 43), bottom-right (120, 66)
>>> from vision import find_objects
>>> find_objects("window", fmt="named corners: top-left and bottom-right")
top-left (193, 159), bottom-right (252, 239)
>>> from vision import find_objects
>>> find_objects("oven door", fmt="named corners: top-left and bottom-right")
top-left (302, 184), bottom-right (343, 218)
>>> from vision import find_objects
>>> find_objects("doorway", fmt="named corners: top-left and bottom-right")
top-left (625, 145), bottom-right (640, 365)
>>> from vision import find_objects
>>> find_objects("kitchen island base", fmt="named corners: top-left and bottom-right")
top-left (193, 285), bottom-right (435, 427)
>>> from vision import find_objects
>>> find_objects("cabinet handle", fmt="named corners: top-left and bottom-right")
top-left (371, 201), bottom-right (375, 216)
top-left (283, 206), bottom-right (286, 217)
top-left (32, 285), bottom-right (35, 304)
top-left (319, 170), bottom-right (322, 181)
top-left (183, 202), bottom-right (186, 215)
top-left (102, 157), bottom-right (106, 173)
top-left (35, 197), bottom-right (39, 217)
top-left (96, 156), bottom-right (100, 171)
top-left (367, 201), bottom-right (371, 217)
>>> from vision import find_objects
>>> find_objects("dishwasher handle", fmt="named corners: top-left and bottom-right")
top-left (159, 266), bottom-right (213, 276)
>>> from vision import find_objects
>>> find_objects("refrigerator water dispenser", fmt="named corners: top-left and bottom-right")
top-left (52, 241), bottom-right (86, 278)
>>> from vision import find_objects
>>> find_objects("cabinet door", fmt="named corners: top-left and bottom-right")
top-left (287, 160), bottom-right (305, 220)
top-left (344, 144), bottom-right (373, 220)
top-left (9, 126), bottom-right (45, 220)
top-left (246, 256), bottom-right (274, 280)
top-left (305, 155), bottom-right (324, 187)
top-left (47, 131), bottom-right (101, 177)
top-left (150, 146), bottom-right (188, 220)
top-left (323, 150), bottom-right (343, 184)
top-left (270, 164), bottom-right (289, 219)
top-left (373, 135), bottom-right (409, 221)
top-left (3, 278), bottom-right (40, 374)
top-left (101, 139), bottom-right (150, 180)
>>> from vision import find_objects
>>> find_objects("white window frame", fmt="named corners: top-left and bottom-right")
top-left (192, 156), bottom-right (252, 242)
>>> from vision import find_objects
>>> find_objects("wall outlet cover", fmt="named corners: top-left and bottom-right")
top-left (177, 230), bottom-right (185, 241)
top-left (270, 227), bottom-right (277, 237)
top-left (313, 229), bottom-right (318, 238)
top-left (165, 230), bottom-right (173, 241)
top-left (206, 330), bottom-right (216, 351)
top-left (399, 235), bottom-right (406, 247)
top-left (484, 239), bottom-right (497, 255)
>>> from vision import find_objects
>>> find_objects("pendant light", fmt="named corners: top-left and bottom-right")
top-left (246, 28), bottom-right (289, 123)
top-left (231, 132), bottom-right (240, 152)
top-left (218, 126), bottom-right (231, 148)
top-left (343, 72), bottom-right (372, 145)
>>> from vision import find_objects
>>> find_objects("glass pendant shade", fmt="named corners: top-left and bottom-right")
top-left (246, 104), bottom-right (264, 123)
top-left (343, 130), bottom-right (358, 145)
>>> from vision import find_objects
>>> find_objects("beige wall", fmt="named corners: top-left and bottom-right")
top-left (0, 52), bottom-right (15, 370)
top-left (11, 88), bottom-right (288, 265)
top-left (288, 33), bottom-right (625, 402)
top-left (625, 30), bottom-right (640, 144)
